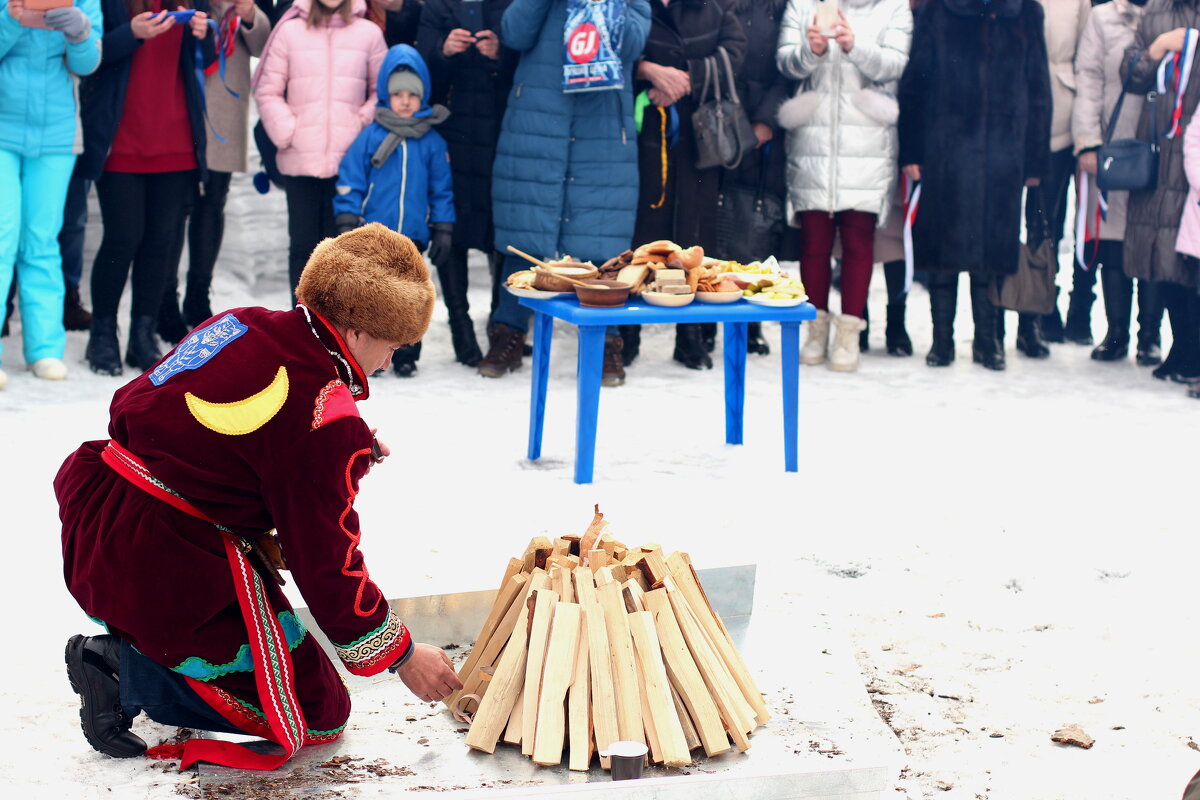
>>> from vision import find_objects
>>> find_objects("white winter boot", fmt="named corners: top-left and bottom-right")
top-left (29, 358), bottom-right (68, 380)
top-left (829, 314), bottom-right (867, 372)
top-left (800, 310), bottom-right (831, 365)
top-left (0, 367), bottom-right (7, 389)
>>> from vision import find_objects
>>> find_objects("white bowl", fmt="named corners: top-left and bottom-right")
top-left (745, 293), bottom-right (808, 308)
top-left (695, 291), bottom-right (743, 304)
top-left (506, 286), bottom-right (570, 300)
top-left (641, 291), bottom-right (695, 307)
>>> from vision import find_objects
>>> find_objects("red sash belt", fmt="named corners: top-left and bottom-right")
top-left (101, 440), bottom-right (309, 770)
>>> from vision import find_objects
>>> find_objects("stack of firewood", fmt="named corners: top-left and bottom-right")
top-left (449, 507), bottom-right (769, 771)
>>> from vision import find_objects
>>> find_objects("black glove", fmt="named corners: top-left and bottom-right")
top-left (427, 222), bottom-right (453, 266)
top-left (334, 213), bottom-right (361, 235)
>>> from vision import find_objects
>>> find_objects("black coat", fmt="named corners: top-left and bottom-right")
top-left (633, 0), bottom-right (747, 252)
top-left (417, 0), bottom-right (516, 252)
top-left (897, 0), bottom-right (1051, 276)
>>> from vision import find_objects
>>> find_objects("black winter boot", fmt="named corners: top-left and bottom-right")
top-left (392, 342), bottom-right (421, 377)
top-left (747, 321), bottom-right (769, 355)
top-left (700, 322), bottom-right (717, 353)
top-left (125, 315), bottom-right (162, 372)
top-left (860, 305), bottom-right (870, 353)
top-left (64, 288), bottom-right (93, 331)
top-left (182, 274), bottom-right (214, 329)
top-left (478, 323), bottom-right (524, 377)
top-left (86, 316), bottom-right (123, 376)
top-left (1092, 262), bottom-right (1132, 361)
top-left (619, 325), bottom-right (641, 366)
top-left (925, 274), bottom-right (957, 367)
top-left (970, 280), bottom-right (1006, 370)
top-left (1015, 313), bottom-right (1050, 359)
top-left (674, 323), bottom-right (712, 370)
top-left (1040, 287), bottom-right (1065, 342)
top-left (437, 246), bottom-right (482, 366)
top-left (1136, 280), bottom-right (1164, 366)
top-left (65, 634), bottom-right (146, 758)
top-left (1063, 264), bottom-right (1097, 345)
top-left (157, 295), bottom-right (190, 346)
top-left (883, 260), bottom-right (911, 356)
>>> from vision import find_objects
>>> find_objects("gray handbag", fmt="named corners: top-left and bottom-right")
top-left (693, 46), bottom-right (757, 171)
top-left (988, 187), bottom-right (1058, 315)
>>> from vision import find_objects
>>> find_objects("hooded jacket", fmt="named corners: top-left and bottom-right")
top-left (254, 0), bottom-right (388, 178)
top-left (0, 0), bottom-right (102, 158)
top-left (776, 0), bottom-right (912, 223)
top-left (334, 45), bottom-right (455, 245)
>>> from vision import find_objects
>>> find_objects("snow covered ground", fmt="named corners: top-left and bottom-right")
top-left (1, 174), bottom-right (1199, 799)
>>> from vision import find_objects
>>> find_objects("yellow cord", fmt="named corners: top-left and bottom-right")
top-left (651, 106), bottom-right (668, 210)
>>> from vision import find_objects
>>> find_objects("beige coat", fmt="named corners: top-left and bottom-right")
top-left (1041, 0), bottom-right (1092, 152)
top-left (205, 4), bottom-right (271, 174)
top-left (1072, 0), bottom-right (1141, 241)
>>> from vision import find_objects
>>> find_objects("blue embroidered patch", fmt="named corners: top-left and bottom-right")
top-left (150, 314), bottom-right (248, 386)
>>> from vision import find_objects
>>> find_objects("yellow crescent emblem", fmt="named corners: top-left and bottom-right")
top-left (185, 366), bottom-right (289, 436)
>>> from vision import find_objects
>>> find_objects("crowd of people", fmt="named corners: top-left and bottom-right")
top-left (2, 0), bottom-right (1200, 398)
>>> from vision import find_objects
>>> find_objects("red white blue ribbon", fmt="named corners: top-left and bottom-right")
top-left (1075, 171), bottom-right (1104, 271)
top-left (901, 174), bottom-right (920, 295)
top-left (1157, 28), bottom-right (1198, 140)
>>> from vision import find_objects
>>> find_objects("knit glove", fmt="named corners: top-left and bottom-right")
top-left (43, 7), bottom-right (91, 44)
top-left (427, 222), bottom-right (453, 267)
top-left (334, 213), bottom-right (362, 235)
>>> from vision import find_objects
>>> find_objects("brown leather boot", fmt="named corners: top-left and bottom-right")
top-left (478, 323), bottom-right (524, 378)
top-left (63, 289), bottom-right (93, 331)
top-left (602, 333), bottom-right (625, 387)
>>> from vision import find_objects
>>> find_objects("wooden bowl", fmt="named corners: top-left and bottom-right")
top-left (533, 263), bottom-right (600, 292)
top-left (574, 280), bottom-right (632, 308)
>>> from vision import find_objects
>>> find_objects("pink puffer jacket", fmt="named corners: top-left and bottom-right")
top-left (253, 0), bottom-right (386, 178)
top-left (1178, 118), bottom-right (1200, 261)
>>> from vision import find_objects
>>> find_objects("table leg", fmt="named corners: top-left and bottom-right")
top-left (574, 325), bottom-right (606, 484)
top-left (780, 320), bottom-right (800, 472)
top-left (723, 321), bottom-right (748, 446)
top-left (527, 312), bottom-right (553, 461)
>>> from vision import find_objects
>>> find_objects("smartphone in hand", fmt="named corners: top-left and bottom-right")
top-left (814, 0), bottom-right (839, 37)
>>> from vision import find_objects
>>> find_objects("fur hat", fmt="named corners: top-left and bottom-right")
top-left (296, 223), bottom-right (436, 346)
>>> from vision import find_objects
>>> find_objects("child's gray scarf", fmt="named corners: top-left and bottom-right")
top-left (371, 105), bottom-right (450, 167)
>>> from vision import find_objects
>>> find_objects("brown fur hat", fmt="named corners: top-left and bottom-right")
top-left (296, 223), bottom-right (436, 345)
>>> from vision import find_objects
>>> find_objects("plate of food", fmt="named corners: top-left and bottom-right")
top-left (505, 269), bottom-right (570, 299)
top-left (695, 290), bottom-right (743, 304)
top-left (745, 293), bottom-right (808, 307)
top-left (641, 290), bottom-right (695, 307)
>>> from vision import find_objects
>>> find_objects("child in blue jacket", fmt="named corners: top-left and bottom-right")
top-left (335, 43), bottom-right (454, 378)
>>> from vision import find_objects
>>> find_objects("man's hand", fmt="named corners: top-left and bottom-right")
top-left (397, 644), bottom-right (462, 703)
top-left (188, 7), bottom-right (207, 39)
top-left (807, 16), bottom-right (829, 57)
top-left (475, 29), bottom-right (499, 60)
top-left (368, 427), bottom-right (390, 463)
top-left (443, 27), bottom-right (475, 57)
top-left (903, 164), bottom-right (921, 181)
top-left (752, 122), bottom-right (774, 148)
top-left (1150, 28), bottom-right (1188, 61)
top-left (1079, 150), bottom-right (1098, 175)
top-left (131, 10), bottom-right (175, 39)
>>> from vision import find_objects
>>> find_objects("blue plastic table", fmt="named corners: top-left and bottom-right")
top-left (516, 295), bottom-right (817, 483)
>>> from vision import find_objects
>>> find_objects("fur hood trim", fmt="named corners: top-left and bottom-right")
top-left (295, 223), bottom-right (436, 346)
top-left (778, 88), bottom-right (898, 129)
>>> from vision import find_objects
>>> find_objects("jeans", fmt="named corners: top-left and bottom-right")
top-left (283, 175), bottom-right (337, 293)
top-left (490, 252), bottom-right (533, 332)
top-left (118, 639), bottom-right (245, 736)
top-left (59, 164), bottom-right (92, 293)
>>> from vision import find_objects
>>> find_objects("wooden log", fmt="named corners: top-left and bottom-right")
top-left (550, 565), bottom-right (572, 603)
top-left (596, 581), bottom-right (643, 746)
top-left (598, 534), bottom-right (618, 556)
top-left (567, 606), bottom-right (591, 771)
top-left (621, 579), bottom-right (646, 613)
top-left (549, 554), bottom-right (576, 572)
top-left (632, 549), bottom-right (671, 589)
top-left (578, 505), bottom-right (608, 554)
top-left (554, 537), bottom-right (572, 556)
top-left (666, 584), bottom-right (752, 751)
top-left (573, 566), bottom-right (596, 607)
top-left (502, 686), bottom-right (524, 745)
top-left (627, 610), bottom-right (691, 767)
top-left (532, 602), bottom-right (581, 766)
top-left (523, 536), bottom-right (554, 572)
top-left (594, 566), bottom-right (614, 587)
top-left (584, 600), bottom-right (619, 770)
top-left (643, 588), bottom-right (730, 757)
top-left (465, 598), bottom-right (531, 753)
top-left (445, 572), bottom-right (529, 711)
top-left (636, 652), bottom-right (663, 764)
top-left (587, 549), bottom-right (610, 570)
top-left (456, 571), bottom-right (544, 711)
top-left (521, 588), bottom-right (559, 757)
top-left (672, 684), bottom-right (702, 752)
top-left (609, 563), bottom-right (629, 583)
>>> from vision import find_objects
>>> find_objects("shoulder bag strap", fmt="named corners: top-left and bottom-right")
top-left (1105, 52), bottom-right (1142, 144)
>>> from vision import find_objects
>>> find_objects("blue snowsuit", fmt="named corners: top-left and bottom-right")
top-left (0, 1), bottom-right (102, 367)
top-left (334, 45), bottom-right (455, 249)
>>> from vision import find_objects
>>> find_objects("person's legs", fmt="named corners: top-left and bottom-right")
top-left (284, 176), bottom-right (337, 294)
top-left (64, 634), bottom-right (148, 757)
top-left (184, 170), bottom-right (232, 327)
top-left (479, 253), bottom-right (531, 377)
top-left (926, 270), bottom-right (958, 367)
top-left (16, 152), bottom-right (74, 368)
top-left (969, 273), bottom-right (1005, 370)
top-left (1092, 240), bottom-right (1132, 361)
top-left (799, 212), bottom-right (835, 365)
top-left (1035, 148), bottom-right (1076, 340)
top-left (0, 149), bottom-right (20, 372)
top-left (882, 259), bottom-right (912, 356)
top-left (117, 639), bottom-right (246, 735)
top-left (60, 164), bottom-right (93, 330)
top-left (835, 210), bottom-right (875, 318)
top-left (1135, 279), bottom-right (1164, 365)
top-left (89, 172), bottom-right (148, 375)
top-left (437, 243), bottom-right (482, 366)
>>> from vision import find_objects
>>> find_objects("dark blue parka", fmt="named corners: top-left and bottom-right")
top-left (491, 0), bottom-right (651, 263)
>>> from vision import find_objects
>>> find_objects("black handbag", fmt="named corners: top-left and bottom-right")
top-left (1097, 53), bottom-right (1159, 192)
top-left (693, 47), bottom-right (757, 171)
top-left (715, 150), bottom-right (785, 262)
top-left (988, 187), bottom-right (1058, 315)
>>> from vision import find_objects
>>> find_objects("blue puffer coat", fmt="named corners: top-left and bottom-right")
top-left (491, 0), bottom-right (651, 263)
top-left (0, 1), bottom-right (103, 157)
top-left (334, 45), bottom-right (455, 247)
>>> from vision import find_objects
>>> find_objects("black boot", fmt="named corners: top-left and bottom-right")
top-left (970, 280), bottom-right (1006, 370)
top-left (674, 323), bottom-right (712, 370)
top-left (392, 342), bottom-right (421, 377)
top-left (125, 315), bottom-right (162, 372)
top-left (747, 321), bottom-right (769, 355)
top-left (65, 634), bottom-right (146, 758)
top-left (1015, 313), bottom-right (1050, 359)
top-left (700, 322), bottom-right (717, 353)
top-left (883, 260), bottom-right (911, 356)
top-left (1063, 269), bottom-right (1096, 345)
top-left (437, 246), bottom-right (482, 366)
top-left (86, 316), bottom-right (123, 376)
top-left (64, 288), bottom-right (93, 331)
top-left (1040, 287), bottom-right (1065, 342)
top-left (182, 274), bottom-right (214, 329)
top-left (1136, 280), bottom-right (1164, 366)
top-left (925, 274), bottom-right (956, 367)
top-left (1092, 262), bottom-right (1132, 361)
top-left (157, 296), bottom-right (190, 346)
top-left (859, 305), bottom-right (870, 353)
top-left (619, 324), bottom-right (641, 366)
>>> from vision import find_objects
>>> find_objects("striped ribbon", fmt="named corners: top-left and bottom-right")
top-left (1074, 171), bottom-right (1104, 271)
top-left (901, 174), bottom-right (921, 295)
top-left (194, 17), bottom-right (242, 144)
top-left (1157, 29), bottom-right (1198, 140)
